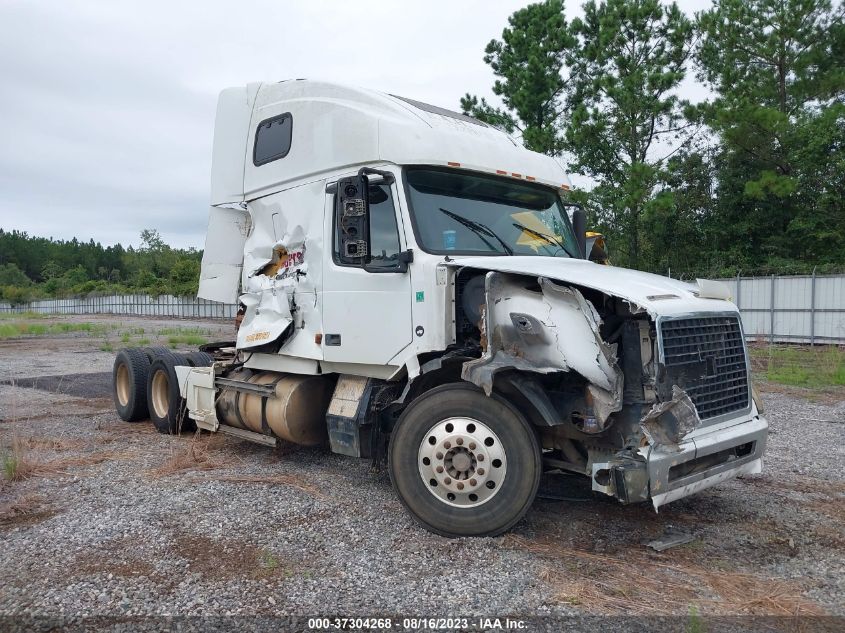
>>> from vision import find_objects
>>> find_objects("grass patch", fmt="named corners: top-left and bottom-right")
top-left (158, 326), bottom-right (210, 336)
top-left (100, 342), bottom-right (114, 352)
top-left (750, 345), bottom-right (845, 389)
top-left (168, 334), bottom-right (208, 346)
top-left (157, 326), bottom-right (210, 348)
top-left (0, 320), bottom-right (107, 339)
top-left (0, 311), bottom-right (47, 320)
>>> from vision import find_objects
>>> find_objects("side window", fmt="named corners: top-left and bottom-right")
top-left (253, 113), bottom-right (292, 166)
top-left (334, 185), bottom-right (402, 269)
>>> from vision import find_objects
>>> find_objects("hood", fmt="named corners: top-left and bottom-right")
top-left (445, 256), bottom-right (735, 317)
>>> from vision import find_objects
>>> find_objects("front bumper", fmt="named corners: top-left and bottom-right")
top-left (595, 413), bottom-right (769, 509)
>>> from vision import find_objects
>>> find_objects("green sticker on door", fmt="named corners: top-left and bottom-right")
top-left (416, 291), bottom-right (425, 302)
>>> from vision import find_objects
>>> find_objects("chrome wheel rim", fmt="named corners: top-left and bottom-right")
top-left (417, 417), bottom-right (507, 508)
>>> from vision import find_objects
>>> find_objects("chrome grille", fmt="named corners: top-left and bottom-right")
top-left (659, 315), bottom-right (749, 419)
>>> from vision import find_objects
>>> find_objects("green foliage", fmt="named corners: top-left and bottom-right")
top-left (566, 0), bottom-right (695, 268)
top-left (464, 0), bottom-right (845, 275)
top-left (0, 263), bottom-right (32, 287)
top-left (0, 228), bottom-right (203, 302)
top-left (462, 0), bottom-right (573, 154)
top-left (694, 0), bottom-right (845, 272)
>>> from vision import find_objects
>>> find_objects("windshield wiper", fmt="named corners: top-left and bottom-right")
top-left (439, 208), bottom-right (513, 255)
top-left (512, 222), bottom-right (577, 259)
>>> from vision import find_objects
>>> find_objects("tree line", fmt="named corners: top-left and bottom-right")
top-left (462, 0), bottom-right (845, 276)
top-left (0, 229), bottom-right (201, 304)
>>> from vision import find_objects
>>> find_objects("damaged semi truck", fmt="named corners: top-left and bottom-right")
top-left (112, 80), bottom-right (768, 537)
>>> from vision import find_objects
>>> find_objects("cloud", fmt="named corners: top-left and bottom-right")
top-left (0, 0), bottom-right (711, 249)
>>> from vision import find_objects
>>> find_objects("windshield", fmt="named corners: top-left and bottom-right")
top-left (404, 167), bottom-right (580, 258)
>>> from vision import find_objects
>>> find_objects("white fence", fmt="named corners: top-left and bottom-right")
top-left (717, 274), bottom-right (845, 345)
top-left (0, 294), bottom-right (238, 320)
top-left (1, 274), bottom-right (843, 343)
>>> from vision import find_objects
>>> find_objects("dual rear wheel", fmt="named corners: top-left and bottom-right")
top-left (112, 347), bottom-right (214, 434)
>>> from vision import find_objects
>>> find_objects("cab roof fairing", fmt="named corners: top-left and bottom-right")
top-left (210, 80), bottom-right (572, 206)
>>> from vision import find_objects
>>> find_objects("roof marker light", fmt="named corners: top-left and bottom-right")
top-left (496, 169), bottom-right (507, 175)
top-left (525, 176), bottom-right (536, 181)
top-left (512, 173), bottom-right (522, 178)
top-left (447, 161), bottom-right (461, 167)
top-left (561, 184), bottom-right (571, 191)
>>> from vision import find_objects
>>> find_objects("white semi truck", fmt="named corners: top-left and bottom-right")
top-left (112, 80), bottom-right (768, 537)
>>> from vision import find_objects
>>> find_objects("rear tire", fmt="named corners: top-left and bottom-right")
top-left (388, 383), bottom-right (541, 537)
top-left (185, 351), bottom-right (215, 367)
top-left (140, 346), bottom-right (171, 362)
top-left (146, 355), bottom-right (192, 434)
top-left (113, 348), bottom-right (151, 422)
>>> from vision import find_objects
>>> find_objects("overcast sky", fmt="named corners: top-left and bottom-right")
top-left (0, 0), bottom-right (711, 250)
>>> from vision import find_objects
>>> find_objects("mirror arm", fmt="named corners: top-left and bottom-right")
top-left (358, 167), bottom-right (395, 184)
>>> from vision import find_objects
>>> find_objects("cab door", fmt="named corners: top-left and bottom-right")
top-left (321, 174), bottom-right (413, 366)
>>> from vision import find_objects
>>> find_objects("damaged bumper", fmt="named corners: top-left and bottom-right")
top-left (594, 413), bottom-right (768, 509)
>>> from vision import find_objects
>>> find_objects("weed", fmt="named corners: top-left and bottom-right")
top-left (687, 605), bottom-right (704, 633)
top-left (259, 550), bottom-right (279, 571)
top-left (100, 342), bottom-right (114, 352)
top-left (2, 438), bottom-right (40, 481)
top-left (2, 452), bottom-right (19, 480)
top-left (120, 332), bottom-right (131, 343)
top-left (137, 337), bottom-right (151, 346)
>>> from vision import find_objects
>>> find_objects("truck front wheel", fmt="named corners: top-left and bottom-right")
top-left (389, 383), bottom-right (541, 537)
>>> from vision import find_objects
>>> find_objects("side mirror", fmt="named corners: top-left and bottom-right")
top-left (336, 174), bottom-right (371, 265)
top-left (571, 205), bottom-right (587, 259)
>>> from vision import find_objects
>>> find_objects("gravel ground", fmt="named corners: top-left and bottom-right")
top-left (0, 315), bottom-right (843, 628)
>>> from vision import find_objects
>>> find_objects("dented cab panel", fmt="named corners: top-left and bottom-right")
top-left (236, 180), bottom-right (325, 360)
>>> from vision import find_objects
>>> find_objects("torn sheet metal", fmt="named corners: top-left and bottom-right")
top-left (235, 180), bottom-right (324, 359)
top-left (198, 204), bottom-right (251, 304)
top-left (646, 527), bottom-right (697, 552)
top-left (461, 272), bottom-right (623, 424)
top-left (695, 278), bottom-right (731, 301)
top-left (640, 385), bottom-right (702, 449)
top-left (235, 290), bottom-right (293, 349)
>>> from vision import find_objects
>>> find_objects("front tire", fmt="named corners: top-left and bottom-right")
top-left (389, 383), bottom-right (541, 537)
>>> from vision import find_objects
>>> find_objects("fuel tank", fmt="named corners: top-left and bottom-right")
top-left (216, 369), bottom-right (331, 446)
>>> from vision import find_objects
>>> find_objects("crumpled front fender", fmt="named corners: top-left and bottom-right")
top-left (461, 272), bottom-right (623, 424)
